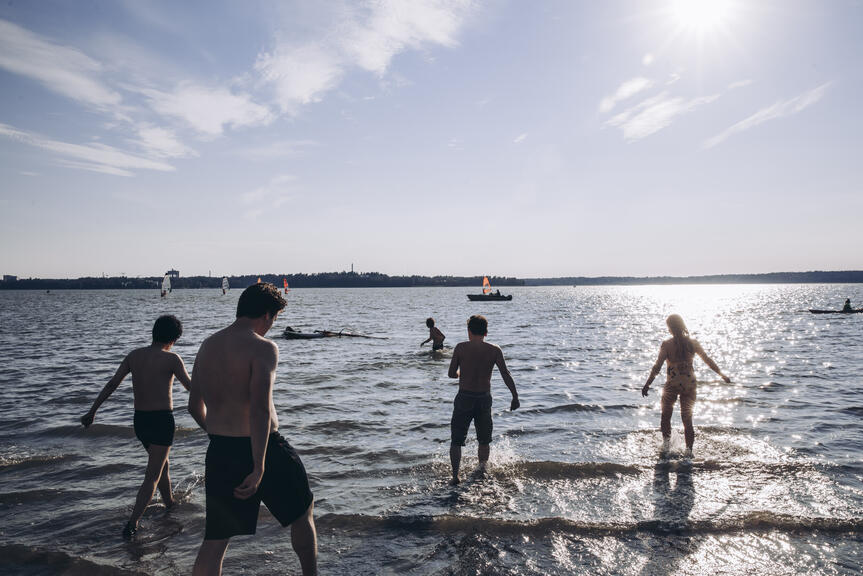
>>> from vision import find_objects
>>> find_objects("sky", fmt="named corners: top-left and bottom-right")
top-left (0, 0), bottom-right (861, 279)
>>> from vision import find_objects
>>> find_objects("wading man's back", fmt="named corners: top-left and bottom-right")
top-left (190, 283), bottom-right (317, 576)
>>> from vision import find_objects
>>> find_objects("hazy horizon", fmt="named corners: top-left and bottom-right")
top-left (1, 1), bottom-right (861, 278)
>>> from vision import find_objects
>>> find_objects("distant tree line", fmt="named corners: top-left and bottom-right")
top-left (0, 272), bottom-right (526, 290)
top-left (2, 270), bottom-right (861, 290)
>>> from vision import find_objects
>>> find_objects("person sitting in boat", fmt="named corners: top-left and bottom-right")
top-left (494, 289), bottom-right (501, 296)
top-left (843, 299), bottom-right (853, 312)
top-left (421, 318), bottom-right (446, 351)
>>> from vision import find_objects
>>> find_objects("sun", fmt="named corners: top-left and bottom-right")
top-left (671, 0), bottom-right (734, 31)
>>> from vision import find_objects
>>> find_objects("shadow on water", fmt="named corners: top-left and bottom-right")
top-left (637, 457), bottom-right (700, 576)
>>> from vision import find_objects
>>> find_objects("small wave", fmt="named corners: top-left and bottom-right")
top-left (522, 403), bottom-right (637, 416)
top-left (0, 453), bottom-right (80, 472)
top-left (837, 406), bottom-right (863, 416)
top-left (38, 423), bottom-right (135, 440)
top-left (0, 488), bottom-right (87, 505)
top-left (316, 511), bottom-right (863, 537)
top-left (504, 461), bottom-right (641, 479)
top-left (0, 544), bottom-right (148, 575)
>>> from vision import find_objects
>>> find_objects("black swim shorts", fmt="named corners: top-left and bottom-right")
top-left (451, 390), bottom-right (493, 446)
top-left (133, 410), bottom-right (175, 448)
top-left (432, 341), bottom-right (444, 351)
top-left (204, 432), bottom-right (314, 540)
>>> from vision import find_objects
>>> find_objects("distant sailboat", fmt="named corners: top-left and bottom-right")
top-left (257, 277), bottom-right (262, 284)
top-left (467, 276), bottom-right (512, 301)
top-left (221, 276), bottom-right (229, 295)
top-left (161, 274), bottom-right (171, 298)
top-left (283, 278), bottom-right (290, 294)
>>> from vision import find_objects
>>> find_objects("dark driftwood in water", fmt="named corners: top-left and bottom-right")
top-left (314, 330), bottom-right (388, 339)
top-left (283, 327), bottom-right (387, 340)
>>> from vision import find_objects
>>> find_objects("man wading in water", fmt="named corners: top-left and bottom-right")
top-left (189, 283), bottom-right (317, 576)
top-left (447, 315), bottom-right (519, 485)
top-left (81, 315), bottom-right (191, 540)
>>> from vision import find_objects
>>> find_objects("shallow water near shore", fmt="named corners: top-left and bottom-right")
top-left (1, 284), bottom-right (862, 575)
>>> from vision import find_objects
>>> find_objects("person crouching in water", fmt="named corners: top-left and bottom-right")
top-left (81, 315), bottom-right (192, 539)
top-left (447, 315), bottom-right (519, 484)
top-left (421, 317), bottom-right (446, 352)
top-left (641, 314), bottom-right (731, 457)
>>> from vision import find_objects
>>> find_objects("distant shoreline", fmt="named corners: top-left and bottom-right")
top-left (1, 270), bottom-right (861, 290)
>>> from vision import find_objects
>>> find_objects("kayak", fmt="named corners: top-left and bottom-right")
top-left (809, 308), bottom-right (863, 314)
top-left (467, 294), bottom-right (512, 301)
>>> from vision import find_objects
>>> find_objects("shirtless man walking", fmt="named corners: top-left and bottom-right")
top-left (81, 314), bottom-right (191, 539)
top-left (447, 315), bottom-right (519, 484)
top-left (189, 283), bottom-right (316, 576)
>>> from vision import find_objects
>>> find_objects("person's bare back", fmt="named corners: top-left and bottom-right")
top-left (126, 345), bottom-right (189, 411)
top-left (449, 340), bottom-right (511, 394)
top-left (191, 325), bottom-right (280, 437)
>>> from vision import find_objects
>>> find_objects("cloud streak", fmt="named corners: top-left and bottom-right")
top-left (0, 19), bottom-right (122, 111)
top-left (141, 84), bottom-right (273, 137)
top-left (606, 91), bottom-right (718, 142)
top-left (703, 83), bottom-right (829, 148)
top-left (599, 77), bottom-right (653, 113)
top-left (0, 122), bottom-right (175, 177)
top-left (257, 0), bottom-right (474, 113)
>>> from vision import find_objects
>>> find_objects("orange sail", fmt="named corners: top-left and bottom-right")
top-left (482, 276), bottom-right (491, 295)
top-left (283, 278), bottom-right (289, 293)
top-left (257, 277), bottom-right (262, 284)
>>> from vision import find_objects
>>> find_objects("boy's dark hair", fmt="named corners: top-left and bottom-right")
top-left (467, 315), bottom-right (488, 336)
top-left (152, 315), bottom-right (183, 344)
top-left (237, 283), bottom-right (287, 319)
top-left (426, 317), bottom-right (435, 328)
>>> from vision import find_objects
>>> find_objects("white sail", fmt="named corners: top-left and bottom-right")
top-left (162, 274), bottom-right (171, 293)
top-left (221, 276), bottom-right (229, 291)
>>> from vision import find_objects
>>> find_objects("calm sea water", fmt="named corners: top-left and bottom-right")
top-left (1, 285), bottom-right (862, 575)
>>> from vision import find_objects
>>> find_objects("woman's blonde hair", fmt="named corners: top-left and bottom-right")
top-left (666, 314), bottom-right (693, 360)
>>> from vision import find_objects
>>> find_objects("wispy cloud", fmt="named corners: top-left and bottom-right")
top-left (0, 122), bottom-right (175, 177)
top-left (513, 133), bottom-right (527, 144)
top-left (242, 174), bottom-right (298, 219)
top-left (237, 140), bottom-right (320, 161)
top-left (599, 77), bottom-right (654, 114)
top-left (703, 83), bottom-right (829, 148)
top-left (0, 19), bottom-right (122, 111)
top-left (133, 124), bottom-right (197, 159)
top-left (728, 79), bottom-right (753, 90)
top-left (141, 84), bottom-right (273, 137)
top-left (606, 92), bottom-right (719, 142)
top-left (256, 0), bottom-right (474, 113)
top-left (642, 53), bottom-right (655, 66)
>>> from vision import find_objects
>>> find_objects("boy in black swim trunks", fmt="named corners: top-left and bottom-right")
top-left (81, 315), bottom-right (191, 539)
top-left (189, 283), bottom-right (317, 576)
top-left (421, 317), bottom-right (446, 351)
top-left (447, 315), bottom-right (519, 485)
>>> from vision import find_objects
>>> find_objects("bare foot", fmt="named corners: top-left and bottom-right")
top-left (449, 476), bottom-right (460, 486)
top-left (122, 521), bottom-right (138, 541)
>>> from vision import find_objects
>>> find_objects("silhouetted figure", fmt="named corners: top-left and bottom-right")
top-left (843, 298), bottom-right (853, 312)
top-left (421, 317), bottom-right (446, 351)
top-left (447, 315), bottom-right (519, 484)
top-left (81, 315), bottom-right (191, 540)
top-left (641, 314), bottom-right (731, 457)
top-left (190, 283), bottom-right (317, 576)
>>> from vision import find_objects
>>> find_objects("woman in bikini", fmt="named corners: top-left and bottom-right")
top-left (642, 314), bottom-right (731, 456)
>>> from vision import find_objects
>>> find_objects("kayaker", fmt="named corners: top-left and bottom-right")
top-left (843, 299), bottom-right (853, 312)
top-left (641, 314), bottom-right (731, 458)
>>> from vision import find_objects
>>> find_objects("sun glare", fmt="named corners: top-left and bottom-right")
top-left (672, 0), bottom-right (733, 30)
